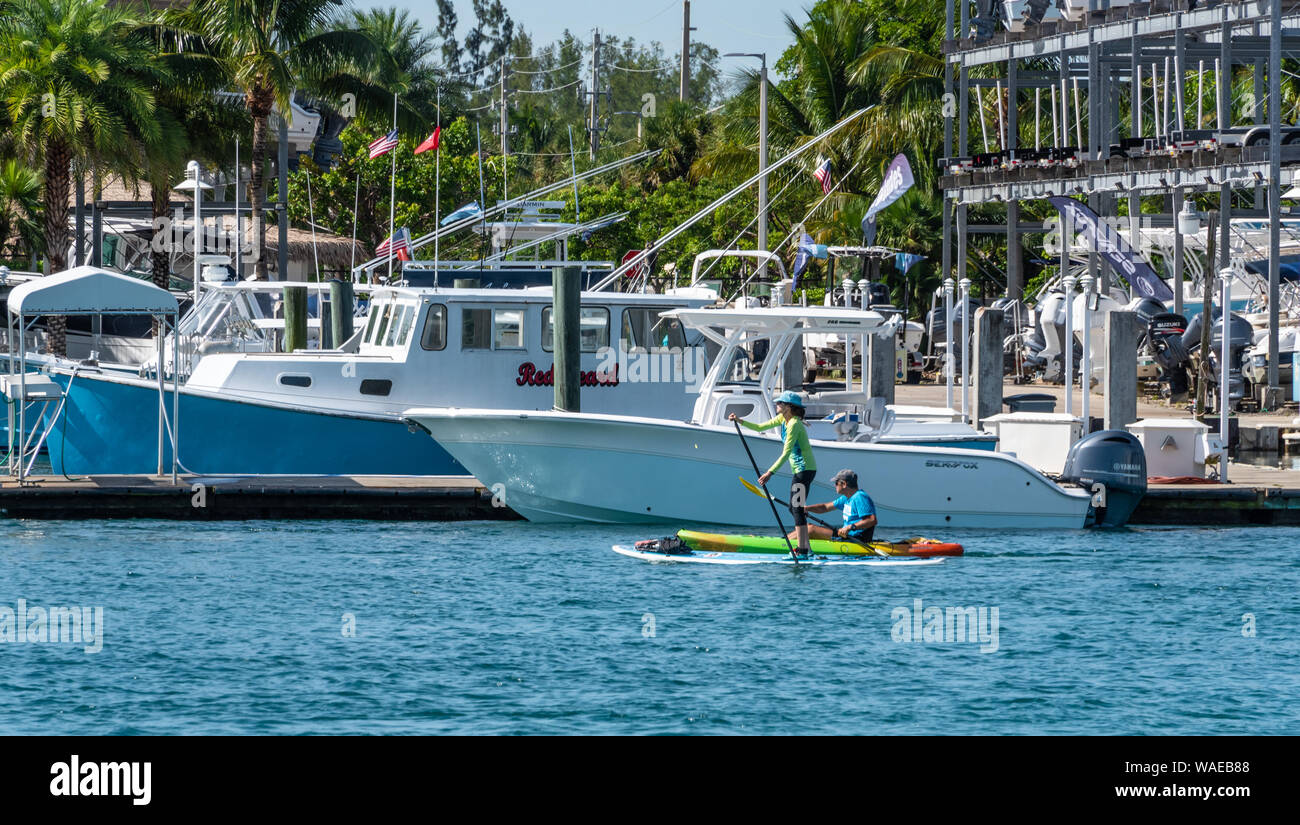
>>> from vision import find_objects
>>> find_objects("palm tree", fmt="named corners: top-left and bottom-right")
top-left (160, 0), bottom-right (385, 280)
top-left (0, 158), bottom-right (42, 261)
top-left (0, 0), bottom-right (161, 353)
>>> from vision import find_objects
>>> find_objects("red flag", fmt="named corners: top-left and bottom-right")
top-left (415, 126), bottom-right (441, 155)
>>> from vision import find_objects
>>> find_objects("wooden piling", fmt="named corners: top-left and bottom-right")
top-left (284, 285), bottom-right (307, 352)
top-left (553, 265), bottom-right (581, 412)
top-left (973, 308), bottom-right (1004, 427)
top-left (329, 279), bottom-right (354, 348)
top-left (1104, 311), bottom-right (1140, 431)
top-left (866, 333), bottom-right (895, 403)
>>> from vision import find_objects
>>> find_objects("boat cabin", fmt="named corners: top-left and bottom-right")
top-left (183, 286), bottom-right (715, 420)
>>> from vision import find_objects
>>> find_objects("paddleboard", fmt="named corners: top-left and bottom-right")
top-left (676, 529), bottom-right (963, 558)
top-left (612, 545), bottom-right (945, 567)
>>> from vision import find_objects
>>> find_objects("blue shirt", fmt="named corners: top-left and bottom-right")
top-left (832, 491), bottom-right (876, 537)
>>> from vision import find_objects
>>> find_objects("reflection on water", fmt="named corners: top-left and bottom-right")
top-left (1235, 450), bottom-right (1300, 471)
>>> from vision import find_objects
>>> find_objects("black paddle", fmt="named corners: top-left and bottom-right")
top-left (733, 419), bottom-right (799, 562)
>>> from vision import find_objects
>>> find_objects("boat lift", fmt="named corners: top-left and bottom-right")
top-left (5, 267), bottom-right (180, 483)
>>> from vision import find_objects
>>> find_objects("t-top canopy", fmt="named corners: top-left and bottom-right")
top-left (7, 266), bottom-right (178, 316)
top-left (660, 305), bottom-right (889, 336)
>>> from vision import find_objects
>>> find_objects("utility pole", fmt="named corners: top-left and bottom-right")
top-left (590, 29), bottom-right (601, 160)
top-left (680, 1), bottom-right (693, 103)
top-left (757, 55), bottom-right (768, 277)
top-left (725, 52), bottom-right (768, 277)
top-left (500, 55), bottom-right (510, 201)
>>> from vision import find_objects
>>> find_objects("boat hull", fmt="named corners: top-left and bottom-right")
top-left (46, 369), bottom-right (466, 476)
top-left (404, 408), bottom-right (1094, 528)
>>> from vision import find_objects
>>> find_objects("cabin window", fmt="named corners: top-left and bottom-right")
top-left (420, 304), bottom-right (447, 350)
top-left (385, 304), bottom-right (414, 347)
top-left (621, 308), bottom-right (687, 350)
top-left (461, 308), bottom-right (491, 349)
top-left (541, 307), bottom-right (610, 352)
top-left (278, 374), bottom-right (312, 388)
top-left (371, 304), bottom-right (394, 345)
top-left (360, 379), bottom-right (392, 396)
top-left (493, 308), bottom-right (524, 349)
top-left (461, 306), bottom-right (525, 350)
top-left (362, 302), bottom-right (382, 343)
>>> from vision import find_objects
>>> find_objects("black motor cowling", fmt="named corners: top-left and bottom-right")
top-left (1059, 430), bottom-right (1147, 528)
top-left (1148, 313), bottom-right (1191, 398)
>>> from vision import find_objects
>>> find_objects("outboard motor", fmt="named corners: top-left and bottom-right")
top-left (1148, 313), bottom-right (1191, 401)
top-left (1059, 430), bottom-right (1148, 528)
top-left (1183, 309), bottom-right (1254, 407)
top-left (862, 282), bottom-right (891, 308)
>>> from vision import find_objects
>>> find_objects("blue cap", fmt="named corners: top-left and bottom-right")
top-left (774, 391), bottom-right (804, 407)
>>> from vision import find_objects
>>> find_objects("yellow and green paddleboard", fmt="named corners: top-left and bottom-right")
top-left (676, 529), bottom-right (964, 558)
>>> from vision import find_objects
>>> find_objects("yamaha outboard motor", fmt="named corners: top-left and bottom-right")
top-left (1059, 430), bottom-right (1148, 528)
top-left (1183, 309), bottom-right (1254, 407)
top-left (1148, 313), bottom-right (1190, 401)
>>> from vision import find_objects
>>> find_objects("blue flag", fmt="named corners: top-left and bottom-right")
top-left (791, 233), bottom-right (828, 290)
top-left (861, 154), bottom-right (915, 247)
top-left (1047, 197), bottom-right (1174, 302)
top-left (895, 252), bottom-right (924, 274)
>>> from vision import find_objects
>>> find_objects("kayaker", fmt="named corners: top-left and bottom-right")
top-left (729, 390), bottom-right (817, 556)
top-left (805, 469), bottom-right (877, 543)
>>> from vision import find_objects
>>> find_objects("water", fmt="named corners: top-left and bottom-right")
top-left (1235, 451), bottom-right (1300, 471)
top-left (1, 519), bottom-right (1297, 735)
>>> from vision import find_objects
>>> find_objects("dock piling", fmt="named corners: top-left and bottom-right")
top-left (973, 307), bottom-right (1003, 429)
top-left (1104, 311), bottom-right (1140, 432)
top-left (329, 279), bottom-right (354, 348)
top-left (866, 332), bottom-right (894, 404)
top-left (284, 285), bottom-right (307, 353)
top-left (553, 265), bottom-right (581, 412)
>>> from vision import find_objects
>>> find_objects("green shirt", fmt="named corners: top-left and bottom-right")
top-left (741, 415), bottom-right (817, 476)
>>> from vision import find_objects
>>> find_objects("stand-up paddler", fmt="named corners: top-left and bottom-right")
top-left (730, 391), bottom-right (817, 557)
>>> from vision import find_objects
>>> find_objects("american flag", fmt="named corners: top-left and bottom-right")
top-left (813, 158), bottom-right (832, 194)
top-left (376, 227), bottom-right (412, 261)
top-left (369, 128), bottom-right (399, 159)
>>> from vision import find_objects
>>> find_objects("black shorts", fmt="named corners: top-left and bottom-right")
top-left (790, 470), bottom-right (816, 527)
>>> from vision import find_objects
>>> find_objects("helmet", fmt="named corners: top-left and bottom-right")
top-left (774, 390), bottom-right (804, 408)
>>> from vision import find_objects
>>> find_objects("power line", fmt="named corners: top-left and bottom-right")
top-left (513, 78), bottom-right (582, 95)
top-left (608, 63), bottom-right (673, 73)
top-left (512, 58), bottom-right (583, 75)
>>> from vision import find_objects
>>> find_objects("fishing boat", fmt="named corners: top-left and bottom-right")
top-left (37, 281), bottom-right (715, 475)
top-left (405, 305), bottom-right (1148, 528)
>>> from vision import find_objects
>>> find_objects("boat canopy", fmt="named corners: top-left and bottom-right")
top-left (7, 266), bottom-right (178, 316)
top-left (661, 306), bottom-right (891, 337)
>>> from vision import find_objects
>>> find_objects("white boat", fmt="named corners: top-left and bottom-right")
top-left (39, 283), bottom-right (716, 475)
top-left (405, 306), bottom-right (1109, 528)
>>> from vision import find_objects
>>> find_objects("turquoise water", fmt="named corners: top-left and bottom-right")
top-left (1, 519), bottom-right (1297, 735)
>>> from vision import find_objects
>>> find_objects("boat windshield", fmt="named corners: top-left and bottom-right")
top-left (714, 340), bottom-right (767, 387)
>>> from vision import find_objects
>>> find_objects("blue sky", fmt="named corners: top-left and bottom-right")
top-left (359, 1), bottom-right (804, 65)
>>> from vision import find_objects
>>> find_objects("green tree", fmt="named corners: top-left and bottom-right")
top-left (0, 0), bottom-right (161, 353)
top-left (161, 0), bottom-right (386, 280)
top-left (0, 158), bottom-right (42, 261)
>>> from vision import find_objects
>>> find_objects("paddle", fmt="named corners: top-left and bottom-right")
top-left (732, 419), bottom-right (799, 562)
top-left (738, 476), bottom-right (888, 558)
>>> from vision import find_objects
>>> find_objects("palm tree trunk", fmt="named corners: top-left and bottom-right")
top-left (247, 83), bottom-right (274, 280)
top-left (151, 181), bottom-right (171, 291)
top-left (43, 138), bottom-right (71, 356)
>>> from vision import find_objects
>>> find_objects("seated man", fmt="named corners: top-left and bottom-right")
top-left (797, 468), bottom-right (877, 544)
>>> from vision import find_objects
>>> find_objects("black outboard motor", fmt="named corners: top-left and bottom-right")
top-left (1183, 309), bottom-right (1254, 406)
top-left (1148, 313), bottom-right (1191, 400)
top-left (1059, 430), bottom-right (1148, 528)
